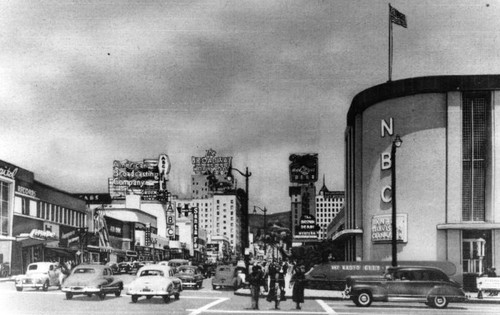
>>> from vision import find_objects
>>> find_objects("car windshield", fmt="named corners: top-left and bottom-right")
top-left (28, 265), bottom-right (39, 271)
top-left (140, 270), bottom-right (164, 277)
top-left (73, 268), bottom-right (96, 274)
top-left (179, 268), bottom-right (194, 274)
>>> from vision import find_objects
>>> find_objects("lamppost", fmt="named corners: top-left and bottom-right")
top-left (253, 206), bottom-right (267, 254)
top-left (227, 166), bottom-right (252, 249)
top-left (391, 134), bottom-right (403, 267)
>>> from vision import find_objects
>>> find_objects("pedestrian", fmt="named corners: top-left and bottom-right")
top-left (247, 265), bottom-right (265, 310)
top-left (290, 265), bottom-right (307, 310)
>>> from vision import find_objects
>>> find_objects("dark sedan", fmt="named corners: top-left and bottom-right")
top-left (61, 264), bottom-right (123, 300)
top-left (345, 266), bottom-right (467, 309)
top-left (173, 265), bottom-right (204, 289)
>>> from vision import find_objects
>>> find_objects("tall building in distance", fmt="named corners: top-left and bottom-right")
top-left (315, 176), bottom-right (344, 240)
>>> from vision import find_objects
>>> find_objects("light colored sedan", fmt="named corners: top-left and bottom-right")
top-left (126, 265), bottom-right (182, 303)
top-left (15, 262), bottom-right (63, 292)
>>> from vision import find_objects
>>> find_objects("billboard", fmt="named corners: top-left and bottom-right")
top-left (108, 154), bottom-right (170, 200)
top-left (295, 214), bottom-right (319, 239)
top-left (191, 149), bottom-right (232, 176)
top-left (289, 153), bottom-right (318, 183)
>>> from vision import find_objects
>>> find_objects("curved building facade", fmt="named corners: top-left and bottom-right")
top-left (343, 75), bottom-right (500, 284)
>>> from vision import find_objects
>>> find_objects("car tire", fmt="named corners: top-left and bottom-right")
top-left (65, 292), bottom-right (73, 300)
top-left (98, 292), bottom-right (106, 300)
top-left (354, 291), bottom-right (372, 307)
top-left (163, 295), bottom-right (170, 303)
top-left (131, 295), bottom-right (138, 303)
top-left (212, 285), bottom-right (217, 290)
top-left (86, 293), bottom-right (92, 297)
top-left (430, 296), bottom-right (449, 309)
top-left (16, 287), bottom-right (23, 292)
top-left (115, 290), bottom-right (121, 297)
top-left (42, 281), bottom-right (49, 291)
top-left (174, 293), bottom-right (180, 300)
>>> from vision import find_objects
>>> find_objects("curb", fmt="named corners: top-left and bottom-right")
top-left (234, 289), bottom-right (500, 304)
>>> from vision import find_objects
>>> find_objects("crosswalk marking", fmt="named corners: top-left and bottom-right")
top-left (188, 297), bottom-right (229, 315)
top-left (316, 299), bottom-right (337, 314)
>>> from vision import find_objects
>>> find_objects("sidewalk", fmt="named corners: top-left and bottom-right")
top-left (234, 287), bottom-right (500, 304)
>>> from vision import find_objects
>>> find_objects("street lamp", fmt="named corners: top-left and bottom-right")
top-left (253, 206), bottom-right (267, 252)
top-left (391, 134), bottom-right (403, 267)
top-left (227, 166), bottom-right (252, 250)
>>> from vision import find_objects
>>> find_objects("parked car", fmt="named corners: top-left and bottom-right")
top-left (174, 265), bottom-right (204, 289)
top-left (61, 264), bottom-right (123, 300)
top-left (126, 265), bottom-right (182, 303)
top-left (15, 262), bottom-right (64, 292)
top-left (211, 264), bottom-right (246, 290)
top-left (345, 266), bottom-right (467, 309)
top-left (117, 262), bottom-right (132, 274)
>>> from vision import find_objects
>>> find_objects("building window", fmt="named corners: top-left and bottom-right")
top-left (462, 92), bottom-right (490, 221)
top-left (1, 181), bottom-right (11, 236)
top-left (22, 198), bottom-right (30, 215)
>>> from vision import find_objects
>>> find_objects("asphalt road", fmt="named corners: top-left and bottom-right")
top-left (2, 276), bottom-right (499, 315)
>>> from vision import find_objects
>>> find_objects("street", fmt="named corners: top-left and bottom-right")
top-left (1, 276), bottom-right (499, 315)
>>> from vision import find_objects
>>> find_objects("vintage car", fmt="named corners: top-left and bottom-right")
top-left (127, 265), bottom-right (182, 303)
top-left (173, 265), bottom-right (204, 289)
top-left (61, 264), bottom-right (123, 300)
top-left (345, 266), bottom-right (467, 309)
top-left (117, 262), bottom-right (132, 274)
top-left (15, 262), bottom-right (64, 292)
top-left (211, 264), bottom-right (246, 290)
top-left (129, 261), bottom-right (146, 275)
top-left (305, 260), bottom-right (457, 291)
top-left (166, 259), bottom-right (189, 273)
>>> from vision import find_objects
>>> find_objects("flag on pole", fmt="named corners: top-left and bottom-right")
top-left (390, 4), bottom-right (407, 28)
top-left (388, 4), bottom-right (407, 81)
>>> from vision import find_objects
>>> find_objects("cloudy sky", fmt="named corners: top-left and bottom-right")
top-left (1, 0), bottom-right (499, 213)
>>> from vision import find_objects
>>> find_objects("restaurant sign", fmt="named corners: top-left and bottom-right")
top-left (371, 213), bottom-right (408, 243)
top-left (295, 214), bottom-right (319, 239)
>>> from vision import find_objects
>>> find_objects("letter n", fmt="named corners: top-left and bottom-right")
top-left (381, 118), bottom-right (393, 137)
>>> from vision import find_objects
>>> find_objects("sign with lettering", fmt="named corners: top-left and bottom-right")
top-left (295, 214), bottom-right (319, 239)
top-left (371, 214), bottom-right (408, 243)
top-left (0, 166), bottom-right (18, 179)
top-left (108, 154), bottom-right (170, 200)
top-left (289, 154), bottom-right (318, 183)
top-left (191, 149), bottom-right (232, 175)
top-left (192, 207), bottom-right (199, 249)
top-left (16, 185), bottom-right (37, 198)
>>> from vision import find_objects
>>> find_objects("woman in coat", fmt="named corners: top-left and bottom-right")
top-left (290, 265), bottom-right (307, 310)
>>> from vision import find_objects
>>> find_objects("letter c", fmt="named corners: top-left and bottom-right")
top-left (381, 186), bottom-right (392, 203)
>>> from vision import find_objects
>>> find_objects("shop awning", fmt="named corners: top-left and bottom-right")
top-left (330, 228), bottom-right (363, 241)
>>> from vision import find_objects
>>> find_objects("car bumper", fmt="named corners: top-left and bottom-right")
top-left (62, 286), bottom-right (102, 293)
top-left (127, 289), bottom-right (172, 296)
top-left (15, 279), bottom-right (46, 288)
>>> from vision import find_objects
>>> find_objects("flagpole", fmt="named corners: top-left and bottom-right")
top-left (388, 3), bottom-right (393, 82)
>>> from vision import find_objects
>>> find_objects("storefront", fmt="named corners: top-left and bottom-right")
top-left (343, 75), bottom-right (500, 285)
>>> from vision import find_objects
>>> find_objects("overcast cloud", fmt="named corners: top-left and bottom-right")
top-left (1, 0), bottom-right (499, 212)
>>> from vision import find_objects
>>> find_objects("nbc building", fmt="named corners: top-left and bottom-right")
top-left (340, 75), bottom-right (500, 286)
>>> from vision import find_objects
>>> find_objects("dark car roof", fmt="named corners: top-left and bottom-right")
top-left (387, 266), bottom-right (445, 272)
top-left (74, 264), bottom-right (109, 271)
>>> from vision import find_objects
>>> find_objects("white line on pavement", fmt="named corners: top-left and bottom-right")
top-left (188, 297), bottom-right (229, 315)
top-left (186, 310), bottom-right (328, 314)
top-left (316, 299), bottom-right (337, 315)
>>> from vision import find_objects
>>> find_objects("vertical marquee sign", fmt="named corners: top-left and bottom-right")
top-left (165, 202), bottom-right (176, 239)
top-left (192, 207), bottom-right (199, 249)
